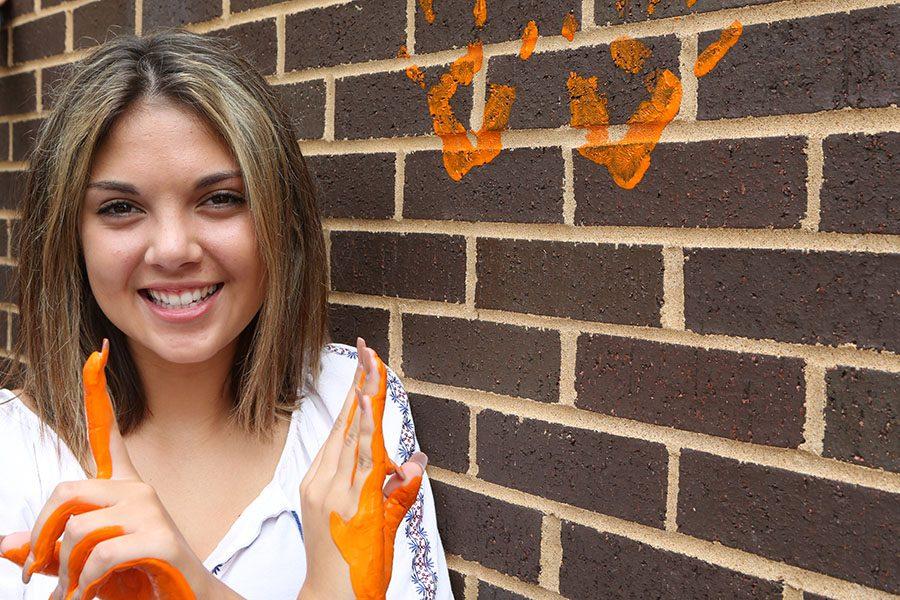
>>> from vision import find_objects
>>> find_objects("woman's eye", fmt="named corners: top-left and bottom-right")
top-left (206, 192), bottom-right (245, 207)
top-left (98, 201), bottom-right (138, 216)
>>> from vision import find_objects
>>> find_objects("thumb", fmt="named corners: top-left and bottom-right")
top-left (84, 339), bottom-right (138, 480)
top-left (0, 532), bottom-right (61, 577)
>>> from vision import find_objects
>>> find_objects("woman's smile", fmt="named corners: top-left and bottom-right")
top-left (139, 282), bottom-right (224, 323)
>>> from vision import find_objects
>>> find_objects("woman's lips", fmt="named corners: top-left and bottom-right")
top-left (139, 284), bottom-right (222, 323)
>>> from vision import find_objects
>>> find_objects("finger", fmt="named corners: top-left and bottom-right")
top-left (382, 452), bottom-right (427, 498)
top-left (381, 469), bottom-right (425, 583)
top-left (334, 388), bottom-right (364, 489)
top-left (56, 507), bottom-right (128, 599)
top-left (84, 339), bottom-right (138, 481)
top-left (75, 536), bottom-right (193, 600)
top-left (347, 390), bottom-right (377, 493)
top-left (1, 533), bottom-right (62, 577)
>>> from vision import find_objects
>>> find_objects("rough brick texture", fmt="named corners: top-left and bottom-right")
top-left (12, 13), bottom-right (66, 64)
top-left (697, 7), bottom-right (899, 119)
top-left (593, 0), bottom-right (780, 25)
top-left (574, 138), bottom-right (808, 228)
top-left (823, 367), bottom-right (899, 473)
top-left (142, 0), bottom-right (220, 32)
top-left (0, 72), bottom-right (36, 117)
top-left (477, 581), bottom-right (528, 600)
top-left (74, 0), bottom-right (135, 50)
top-left (0, 171), bottom-right (25, 210)
top-left (328, 303), bottom-right (390, 363)
top-left (476, 239), bottom-right (663, 325)
top-left (477, 410), bottom-right (668, 527)
top-left (272, 81), bottom-right (327, 140)
top-left (432, 481), bottom-right (543, 582)
top-left (308, 153), bottom-right (395, 219)
top-left (575, 333), bottom-right (807, 447)
top-left (684, 249), bottom-right (900, 353)
top-left (330, 231), bottom-right (466, 302)
top-left (11, 118), bottom-right (40, 161)
top-left (403, 314), bottom-right (560, 401)
top-left (820, 133), bottom-right (899, 234)
top-left (678, 451), bottom-right (900, 593)
top-left (211, 19), bottom-right (277, 76)
top-left (561, 522), bottom-right (783, 599)
top-left (407, 393), bottom-right (469, 473)
top-left (404, 148), bottom-right (564, 223)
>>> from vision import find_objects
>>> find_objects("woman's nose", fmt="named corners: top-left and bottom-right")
top-left (143, 216), bottom-right (203, 270)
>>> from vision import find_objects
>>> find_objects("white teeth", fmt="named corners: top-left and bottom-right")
top-left (146, 284), bottom-right (218, 309)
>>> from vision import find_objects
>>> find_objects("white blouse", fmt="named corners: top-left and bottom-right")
top-left (0, 343), bottom-right (452, 599)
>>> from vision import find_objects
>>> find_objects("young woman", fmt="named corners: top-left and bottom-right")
top-left (0, 29), bottom-right (450, 599)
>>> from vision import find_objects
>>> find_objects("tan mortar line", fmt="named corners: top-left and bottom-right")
top-left (678, 33), bottom-right (699, 121)
top-left (406, 382), bottom-right (900, 493)
top-left (462, 573), bottom-right (478, 600)
top-left (323, 75), bottom-right (335, 141)
top-left (188, 0), bottom-right (353, 35)
top-left (256, 0), bottom-right (897, 85)
top-left (276, 14), bottom-right (286, 76)
top-left (435, 469), bottom-right (897, 600)
top-left (470, 61), bottom-right (487, 132)
top-left (661, 247), bottom-right (686, 330)
top-left (581, 0), bottom-right (595, 29)
top-left (562, 148), bottom-right (574, 225)
top-left (297, 108), bottom-right (900, 156)
top-left (539, 514), bottom-right (563, 592)
top-left (664, 447), bottom-right (681, 531)
top-left (64, 10), bottom-right (72, 53)
top-left (135, 0), bottom-right (142, 36)
top-left (558, 330), bottom-right (578, 406)
top-left (465, 237), bottom-right (477, 312)
top-left (799, 361), bottom-right (827, 455)
top-left (801, 136), bottom-right (824, 231)
top-left (388, 300), bottom-right (403, 376)
top-left (405, 0), bottom-right (416, 53)
top-left (393, 151), bottom-right (404, 220)
top-left (35, 68), bottom-right (43, 113)
top-left (448, 555), bottom-right (565, 600)
top-left (321, 217), bottom-right (900, 255)
top-left (222, 0), bottom-right (230, 19)
top-left (467, 407), bottom-right (479, 476)
top-left (327, 292), bottom-right (900, 373)
top-left (783, 584), bottom-right (803, 600)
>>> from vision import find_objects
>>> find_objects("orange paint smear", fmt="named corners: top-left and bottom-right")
top-left (694, 20), bottom-right (742, 77)
top-left (519, 20), bottom-right (538, 60)
top-left (5, 340), bottom-right (196, 599)
top-left (610, 36), bottom-right (652, 73)
top-left (647, 0), bottom-right (661, 14)
top-left (687, 0), bottom-right (698, 6)
top-left (568, 69), bottom-right (682, 189)
top-left (399, 45), bottom-right (427, 89)
top-left (330, 353), bottom-right (423, 600)
top-left (473, 0), bottom-right (487, 28)
top-left (561, 12), bottom-right (578, 41)
top-left (397, 45), bottom-right (410, 59)
top-left (419, 0), bottom-right (435, 23)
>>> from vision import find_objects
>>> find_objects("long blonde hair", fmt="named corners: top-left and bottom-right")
top-left (2, 29), bottom-right (329, 475)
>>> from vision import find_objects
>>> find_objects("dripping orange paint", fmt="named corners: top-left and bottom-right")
top-left (694, 20), bottom-right (742, 77)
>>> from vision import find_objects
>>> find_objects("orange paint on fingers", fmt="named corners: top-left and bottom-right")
top-left (64, 525), bottom-right (126, 600)
top-left (1, 540), bottom-right (62, 576)
top-left (561, 12), bottom-right (578, 41)
top-left (610, 36), bottom-right (652, 73)
top-left (519, 20), bottom-right (538, 60)
top-left (26, 499), bottom-right (103, 579)
top-left (84, 338), bottom-right (113, 479)
top-left (694, 20), bottom-right (742, 77)
top-left (80, 558), bottom-right (195, 600)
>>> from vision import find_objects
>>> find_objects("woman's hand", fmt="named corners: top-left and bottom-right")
top-left (0, 340), bottom-right (221, 600)
top-left (298, 338), bottom-right (427, 600)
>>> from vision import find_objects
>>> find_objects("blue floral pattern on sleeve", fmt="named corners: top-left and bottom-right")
top-left (324, 344), bottom-right (437, 599)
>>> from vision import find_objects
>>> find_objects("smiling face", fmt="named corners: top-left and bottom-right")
top-left (79, 96), bottom-right (266, 366)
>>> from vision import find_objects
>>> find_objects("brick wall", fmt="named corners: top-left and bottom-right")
top-left (1, 1), bottom-right (898, 599)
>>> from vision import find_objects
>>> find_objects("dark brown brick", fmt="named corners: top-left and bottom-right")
top-left (477, 581), bottom-right (528, 600)
top-left (231, 0), bottom-right (283, 12)
top-left (431, 481), bottom-right (542, 583)
top-left (0, 265), bottom-right (15, 303)
top-left (407, 393), bottom-right (469, 473)
top-left (330, 232), bottom-right (466, 302)
top-left (142, 0), bottom-right (220, 32)
top-left (12, 12), bottom-right (66, 64)
top-left (684, 249), bottom-right (900, 353)
top-left (10, 312), bottom-right (20, 347)
top-left (574, 137), bottom-right (807, 228)
top-left (9, 220), bottom-right (20, 259)
top-left (0, 221), bottom-right (7, 258)
top-left (335, 66), bottom-right (472, 140)
top-left (486, 35), bottom-right (679, 129)
top-left (0, 27), bottom-right (7, 69)
top-left (285, 0), bottom-right (406, 71)
top-left (561, 522), bottom-right (783, 599)
top-left (594, 0), bottom-right (780, 25)
top-left (0, 124), bottom-right (8, 161)
top-left (11, 118), bottom-right (40, 161)
top-left (805, 594), bottom-right (834, 600)
top-left (403, 148), bottom-right (564, 223)
top-left (415, 0), bottom-right (580, 54)
top-left (0, 171), bottom-right (25, 210)
top-left (824, 367), bottom-right (899, 473)
top-left (6, 0), bottom-right (36, 19)
top-left (448, 570), bottom-right (465, 600)
top-left (0, 72), bottom-right (37, 116)
top-left (698, 7), bottom-right (899, 119)
top-left (820, 133), bottom-right (899, 234)
top-left (477, 410), bottom-right (667, 527)
top-left (307, 153), bottom-right (394, 219)
top-left (403, 314), bottom-right (560, 401)
top-left (210, 19), bottom-right (277, 76)
top-left (576, 334), bottom-right (806, 447)
top-left (476, 239), bottom-right (663, 325)
top-left (327, 303), bottom-right (390, 363)
top-left (678, 450), bottom-right (900, 593)
top-left (74, 0), bottom-right (135, 50)
top-left (271, 81), bottom-right (326, 140)
top-left (0, 311), bottom-right (7, 350)
top-left (41, 63), bottom-right (73, 112)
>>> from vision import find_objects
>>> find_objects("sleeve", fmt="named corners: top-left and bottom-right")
top-left (381, 366), bottom-right (454, 600)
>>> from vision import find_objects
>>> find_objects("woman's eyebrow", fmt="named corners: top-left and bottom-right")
top-left (86, 170), bottom-right (243, 194)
